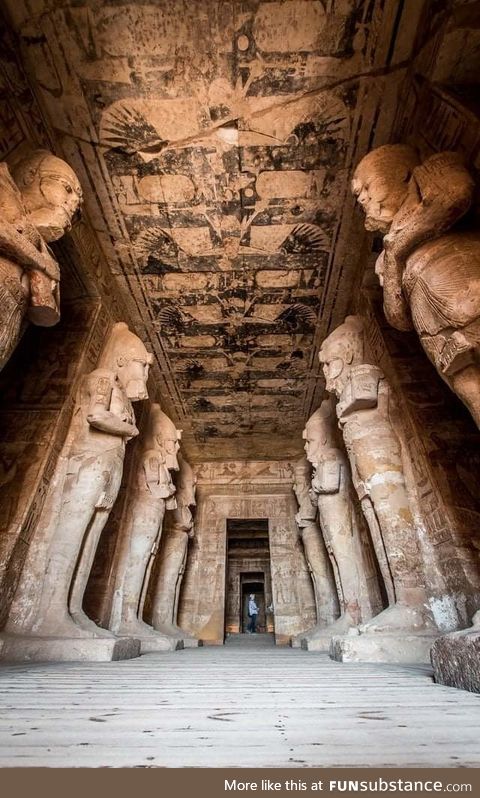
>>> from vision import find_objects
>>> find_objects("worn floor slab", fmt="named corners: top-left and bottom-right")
top-left (0, 633), bottom-right (479, 768)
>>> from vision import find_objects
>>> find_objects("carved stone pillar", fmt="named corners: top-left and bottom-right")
top-left (352, 144), bottom-right (480, 429)
top-left (0, 322), bottom-right (152, 662)
top-left (290, 457), bottom-right (339, 647)
top-left (0, 151), bottom-right (82, 371)
top-left (319, 315), bottom-right (440, 663)
top-left (299, 397), bottom-right (383, 651)
top-left (149, 455), bottom-right (200, 648)
top-left (108, 404), bottom-right (183, 652)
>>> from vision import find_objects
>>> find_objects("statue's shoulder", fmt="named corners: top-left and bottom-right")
top-left (0, 162), bottom-right (27, 222)
top-left (413, 152), bottom-right (473, 197)
top-left (142, 447), bottom-right (162, 461)
top-left (82, 367), bottom-right (116, 393)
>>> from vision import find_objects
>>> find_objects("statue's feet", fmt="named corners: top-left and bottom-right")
top-left (152, 622), bottom-right (195, 640)
top-left (115, 618), bottom-right (164, 639)
top-left (70, 611), bottom-right (115, 638)
top-left (30, 613), bottom-right (98, 640)
top-left (304, 613), bottom-right (356, 642)
top-left (358, 602), bottom-right (436, 635)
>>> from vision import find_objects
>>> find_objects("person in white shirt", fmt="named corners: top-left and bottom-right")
top-left (247, 594), bottom-right (259, 634)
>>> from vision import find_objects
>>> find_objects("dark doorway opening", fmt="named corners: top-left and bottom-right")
top-left (241, 575), bottom-right (265, 633)
top-left (225, 518), bottom-right (273, 637)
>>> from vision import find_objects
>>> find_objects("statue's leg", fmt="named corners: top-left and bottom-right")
top-left (67, 451), bottom-right (124, 637)
top-left (307, 498), bottom-right (362, 634)
top-left (111, 498), bottom-right (165, 638)
top-left (30, 463), bottom-right (108, 638)
top-left (151, 530), bottom-right (188, 634)
top-left (298, 498), bottom-right (362, 648)
top-left (172, 544), bottom-right (189, 622)
top-left (301, 524), bottom-right (339, 627)
top-left (358, 476), bottom-right (434, 633)
top-left (68, 510), bottom-right (115, 638)
top-left (360, 496), bottom-right (396, 605)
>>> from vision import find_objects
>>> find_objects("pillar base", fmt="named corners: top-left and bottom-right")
top-left (150, 624), bottom-right (202, 649)
top-left (301, 635), bottom-right (331, 652)
top-left (330, 631), bottom-right (439, 664)
top-left (297, 615), bottom-right (355, 651)
top-left (136, 635), bottom-right (183, 653)
top-left (0, 633), bottom-right (140, 663)
top-left (431, 627), bottom-right (480, 693)
top-left (182, 637), bottom-right (202, 648)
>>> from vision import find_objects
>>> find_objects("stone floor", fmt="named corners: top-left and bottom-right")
top-left (0, 633), bottom-right (479, 768)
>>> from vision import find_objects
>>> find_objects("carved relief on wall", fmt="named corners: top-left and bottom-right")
top-left (0, 149), bottom-right (82, 371)
top-left (195, 460), bottom-right (293, 485)
top-left (352, 142), bottom-right (480, 429)
top-left (178, 486), bottom-right (315, 642)
top-left (0, 0), bottom-right (416, 459)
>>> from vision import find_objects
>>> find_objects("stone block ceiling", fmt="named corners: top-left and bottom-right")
top-left (5, 0), bottom-right (418, 460)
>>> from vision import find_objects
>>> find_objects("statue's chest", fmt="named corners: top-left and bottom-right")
top-left (110, 383), bottom-right (134, 424)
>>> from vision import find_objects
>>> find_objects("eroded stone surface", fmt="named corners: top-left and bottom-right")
top-left (1, 323), bottom-right (152, 661)
top-left (0, 151), bottom-right (82, 371)
top-left (431, 612), bottom-right (480, 694)
top-left (353, 144), bottom-right (480, 429)
top-left (300, 397), bottom-right (384, 651)
top-left (290, 457), bottom-right (339, 647)
top-left (318, 316), bottom-right (440, 661)
top-left (0, 0), bottom-right (426, 461)
top-left (148, 454), bottom-right (200, 645)
top-left (108, 403), bottom-right (180, 649)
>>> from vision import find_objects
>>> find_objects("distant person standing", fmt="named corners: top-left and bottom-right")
top-left (247, 593), bottom-right (259, 634)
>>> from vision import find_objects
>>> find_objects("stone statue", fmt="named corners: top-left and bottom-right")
top-left (108, 404), bottom-right (182, 651)
top-left (149, 454), bottom-right (199, 647)
top-left (1, 322), bottom-right (152, 661)
top-left (319, 315), bottom-right (438, 660)
top-left (300, 397), bottom-right (375, 650)
top-left (291, 457), bottom-right (339, 646)
top-left (352, 144), bottom-right (480, 428)
top-left (0, 150), bottom-right (82, 370)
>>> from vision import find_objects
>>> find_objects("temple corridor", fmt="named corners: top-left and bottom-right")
top-left (1, 0), bottom-right (480, 771)
top-left (1, 640), bottom-right (479, 768)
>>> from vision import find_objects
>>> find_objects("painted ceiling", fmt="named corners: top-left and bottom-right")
top-left (3, 0), bottom-right (421, 460)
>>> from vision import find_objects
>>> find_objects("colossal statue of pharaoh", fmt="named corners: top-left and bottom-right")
top-left (352, 144), bottom-right (480, 427)
top-left (149, 454), bottom-right (200, 647)
top-left (1, 322), bottom-right (152, 662)
top-left (319, 315), bottom-right (438, 661)
top-left (300, 398), bottom-right (379, 650)
top-left (291, 457), bottom-right (339, 646)
top-left (109, 405), bottom-right (182, 652)
top-left (0, 150), bottom-right (82, 370)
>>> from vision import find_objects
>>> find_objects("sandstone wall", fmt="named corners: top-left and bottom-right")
top-left (178, 462), bottom-right (316, 645)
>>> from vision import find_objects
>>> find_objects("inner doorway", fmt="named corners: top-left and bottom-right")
top-left (225, 519), bottom-right (273, 637)
top-left (241, 575), bottom-right (265, 633)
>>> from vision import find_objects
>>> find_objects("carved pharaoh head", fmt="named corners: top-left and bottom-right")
top-left (302, 397), bottom-right (337, 466)
top-left (292, 457), bottom-right (316, 525)
top-left (318, 316), bottom-right (364, 397)
top-left (175, 453), bottom-right (197, 508)
top-left (148, 405), bottom-right (182, 471)
top-left (99, 322), bottom-right (153, 401)
top-left (351, 144), bottom-right (419, 234)
top-left (12, 149), bottom-right (83, 242)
